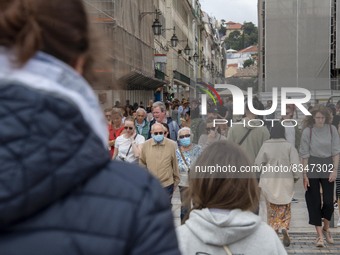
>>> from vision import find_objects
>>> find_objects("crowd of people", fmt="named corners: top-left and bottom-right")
top-left (1, 1), bottom-right (340, 254)
top-left (106, 96), bottom-right (340, 250)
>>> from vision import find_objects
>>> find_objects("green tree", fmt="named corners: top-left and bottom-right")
top-left (243, 58), bottom-right (255, 68)
top-left (242, 22), bottom-right (258, 48)
top-left (224, 22), bottom-right (258, 51)
top-left (224, 30), bottom-right (242, 50)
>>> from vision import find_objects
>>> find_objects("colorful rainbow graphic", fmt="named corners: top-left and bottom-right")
top-left (196, 82), bottom-right (223, 106)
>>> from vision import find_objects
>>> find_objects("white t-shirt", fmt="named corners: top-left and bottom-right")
top-left (115, 134), bottom-right (145, 163)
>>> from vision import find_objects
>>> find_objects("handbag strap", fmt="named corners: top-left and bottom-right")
top-left (238, 129), bottom-right (252, 145)
top-left (179, 148), bottom-right (190, 170)
top-left (223, 245), bottom-right (232, 255)
top-left (125, 134), bottom-right (137, 157)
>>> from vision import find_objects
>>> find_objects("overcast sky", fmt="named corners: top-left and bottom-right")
top-left (200, 0), bottom-right (258, 25)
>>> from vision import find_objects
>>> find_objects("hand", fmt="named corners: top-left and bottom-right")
top-left (303, 175), bottom-right (310, 191)
top-left (329, 171), bottom-right (337, 182)
top-left (108, 140), bottom-right (115, 147)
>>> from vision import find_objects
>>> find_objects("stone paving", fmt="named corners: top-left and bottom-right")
top-left (172, 178), bottom-right (340, 254)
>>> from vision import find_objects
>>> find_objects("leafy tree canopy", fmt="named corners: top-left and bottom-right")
top-left (224, 22), bottom-right (258, 51)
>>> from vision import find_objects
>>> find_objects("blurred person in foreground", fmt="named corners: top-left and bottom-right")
top-left (0, 1), bottom-right (180, 254)
top-left (177, 141), bottom-right (286, 255)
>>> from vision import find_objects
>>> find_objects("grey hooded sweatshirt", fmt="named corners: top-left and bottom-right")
top-left (177, 208), bottom-right (287, 255)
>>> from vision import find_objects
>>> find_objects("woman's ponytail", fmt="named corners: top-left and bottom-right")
top-left (0, 0), bottom-right (42, 65)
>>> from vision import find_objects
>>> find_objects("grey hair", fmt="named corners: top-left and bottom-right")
top-left (136, 107), bottom-right (147, 115)
top-left (111, 108), bottom-right (123, 117)
top-left (151, 123), bottom-right (166, 132)
top-left (152, 101), bottom-right (166, 112)
top-left (177, 127), bottom-right (193, 140)
top-left (178, 127), bottom-right (191, 139)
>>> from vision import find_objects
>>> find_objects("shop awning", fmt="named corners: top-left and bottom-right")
top-left (119, 70), bottom-right (167, 90)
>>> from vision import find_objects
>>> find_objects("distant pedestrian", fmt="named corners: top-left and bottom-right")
top-left (148, 101), bottom-right (179, 141)
top-left (176, 127), bottom-right (202, 222)
top-left (255, 123), bottom-right (300, 247)
top-left (140, 123), bottom-right (180, 200)
top-left (112, 117), bottom-right (145, 163)
top-left (104, 108), bottom-right (115, 157)
top-left (198, 121), bottom-right (226, 150)
top-left (135, 108), bottom-right (149, 140)
top-left (227, 101), bottom-right (270, 164)
top-left (300, 105), bottom-right (340, 247)
top-left (177, 141), bottom-right (287, 255)
top-left (110, 108), bottom-right (125, 150)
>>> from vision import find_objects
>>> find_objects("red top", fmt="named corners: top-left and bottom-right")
top-left (108, 124), bottom-right (124, 157)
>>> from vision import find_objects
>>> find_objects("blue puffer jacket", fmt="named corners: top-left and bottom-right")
top-left (0, 52), bottom-right (180, 255)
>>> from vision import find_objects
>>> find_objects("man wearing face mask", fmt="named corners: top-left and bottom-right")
top-left (140, 123), bottom-right (180, 200)
top-left (176, 127), bottom-right (202, 222)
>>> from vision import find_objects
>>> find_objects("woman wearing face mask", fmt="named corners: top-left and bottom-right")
top-left (112, 117), bottom-right (145, 164)
top-left (176, 127), bottom-right (202, 223)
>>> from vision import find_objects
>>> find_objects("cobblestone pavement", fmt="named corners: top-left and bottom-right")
top-left (172, 178), bottom-right (340, 254)
top-left (285, 232), bottom-right (340, 254)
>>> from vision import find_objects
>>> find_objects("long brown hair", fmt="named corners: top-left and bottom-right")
top-left (0, 0), bottom-right (99, 81)
top-left (187, 141), bottom-right (260, 215)
top-left (302, 105), bottom-right (331, 129)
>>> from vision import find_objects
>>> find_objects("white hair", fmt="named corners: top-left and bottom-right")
top-left (177, 127), bottom-right (192, 140)
top-left (136, 107), bottom-right (147, 115)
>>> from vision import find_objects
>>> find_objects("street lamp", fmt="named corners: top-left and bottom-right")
top-left (170, 27), bottom-right (179, 47)
top-left (193, 52), bottom-right (199, 62)
top-left (152, 17), bottom-right (162, 35)
top-left (140, 9), bottom-right (163, 36)
top-left (184, 39), bottom-right (191, 56)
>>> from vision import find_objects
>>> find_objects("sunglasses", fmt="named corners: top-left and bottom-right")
top-left (153, 132), bottom-right (164, 135)
top-left (179, 134), bottom-right (191, 139)
top-left (124, 126), bottom-right (133, 130)
top-left (206, 127), bottom-right (216, 131)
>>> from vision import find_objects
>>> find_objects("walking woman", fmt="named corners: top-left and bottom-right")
top-left (255, 123), bottom-right (300, 247)
top-left (176, 127), bottom-right (202, 222)
top-left (109, 108), bottom-right (125, 154)
top-left (177, 141), bottom-right (286, 255)
top-left (300, 105), bottom-right (340, 247)
top-left (112, 117), bottom-right (145, 163)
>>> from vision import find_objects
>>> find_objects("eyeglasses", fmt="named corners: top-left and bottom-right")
top-left (206, 127), bottom-right (215, 131)
top-left (124, 126), bottom-right (133, 130)
top-left (153, 132), bottom-right (164, 135)
top-left (179, 134), bottom-right (191, 139)
top-left (105, 115), bottom-right (111, 118)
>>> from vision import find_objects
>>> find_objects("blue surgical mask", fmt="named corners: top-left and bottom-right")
top-left (179, 137), bottom-right (191, 147)
top-left (152, 134), bottom-right (164, 143)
